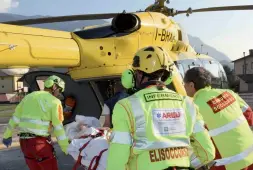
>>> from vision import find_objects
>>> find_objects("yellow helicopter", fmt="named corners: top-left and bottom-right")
top-left (1, 0), bottom-right (253, 124)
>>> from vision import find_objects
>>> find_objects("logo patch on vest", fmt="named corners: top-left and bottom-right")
top-left (149, 147), bottom-right (189, 162)
top-left (152, 108), bottom-right (186, 136)
top-left (144, 92), bottom-right (182, 102)
top-left (207, 91), bottom-right (236, 114)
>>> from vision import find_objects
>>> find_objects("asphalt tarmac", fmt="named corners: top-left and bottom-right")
top-left (0, 144), bottom-right (78, 170)
top-left (1, 114), bottom-right (252, 170)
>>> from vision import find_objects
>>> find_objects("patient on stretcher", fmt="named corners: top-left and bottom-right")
top-left (65, 115), bottom-right (101, 140)
top-left (64, 115), bottom-right (110, 170)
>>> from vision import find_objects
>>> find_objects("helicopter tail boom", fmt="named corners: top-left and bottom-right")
top-left (0, 24), bottom-right (80, 68)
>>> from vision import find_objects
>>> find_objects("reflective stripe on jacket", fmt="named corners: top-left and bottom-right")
top-left (107, 84), bottom-right (215, 170)
top-left (193, 87), bottom-right (253, 170)
top-left (3, 91), bottom-right (69, 154)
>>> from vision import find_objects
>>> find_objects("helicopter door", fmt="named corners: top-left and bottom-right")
top-left (18, 71), bottom-right (102, 125)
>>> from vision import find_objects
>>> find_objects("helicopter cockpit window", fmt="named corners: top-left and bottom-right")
top-left (218, 63), bottom-right (228, 82)
top-left (182, 59), bottom-right (201, 71)
top-left (202, 60), bottom-right (220, 78)
top-left (174, 62), bottom-right (185, 79)
top-left (176, 59), bottom-right (202, 79)
top-left (199, 59), bottom-right (224, 88)
top-left (218, 63), bottom-right (229, 88)
top-left (189, 65), bottom-right (200, 69)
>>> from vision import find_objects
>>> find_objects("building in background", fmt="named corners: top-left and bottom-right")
top-left (233, 49), bottom-right (253, 92)
top-left (233, 49), bottom-right (253, 108)
top-left (0, 71), bottom-right (23, 94)
top-left (0, 70), bottom-right (25, 103)
top-left (0, 68), bottom-right (67, 103)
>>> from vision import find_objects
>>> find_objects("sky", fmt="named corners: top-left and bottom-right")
top-left (0, 0), bottom-right (253, 61)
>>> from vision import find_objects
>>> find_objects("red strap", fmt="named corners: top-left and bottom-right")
top-left (243, 107), bottom-right (253, 126)
top-left (72, 130), bottom-right (105, 170)
top-left (79, 130), bottom-right (104, 139)
top-left (88, 149), bottom-right (108, 170)
top-left (72, 140), bottom-right (92, 170)
top-left (80, 135), bottom-right (90, 139)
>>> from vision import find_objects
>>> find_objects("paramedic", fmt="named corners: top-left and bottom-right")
top-left (2, 75), bottom-right (69, 170)
top-left (102, 80), bottom-right (129, 128)
top-left (106, 46), bottom-right (215, 170)
top-left (183, 67), bottom-right (253, 170)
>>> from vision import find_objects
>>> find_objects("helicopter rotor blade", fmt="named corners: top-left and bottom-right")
top-left (1, 13), bottom-right (120, 25)
top-left (175, 5), bottom-right (253, 16)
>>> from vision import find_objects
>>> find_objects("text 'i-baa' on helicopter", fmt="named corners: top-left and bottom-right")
top-left (1, 0), bottom-right (253, 124)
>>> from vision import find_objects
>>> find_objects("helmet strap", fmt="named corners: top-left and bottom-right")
top-left (51, 88), bottom-right (57, 96)
top-left (139, 72), bottom-right (146, 86)
top-left (51, 84), bottom-right (58, 96)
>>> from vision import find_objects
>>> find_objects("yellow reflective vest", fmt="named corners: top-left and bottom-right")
top-left (3, 91), bottom-right (69, 154)
top-left (107, 84), bottom-right (215, 170)
top-left (193, 86), bottom-right (253, 170)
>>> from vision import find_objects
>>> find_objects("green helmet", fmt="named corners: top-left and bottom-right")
top-left (44, 75), bottom-right (65, 92)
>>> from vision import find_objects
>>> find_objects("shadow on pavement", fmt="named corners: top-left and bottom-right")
top-left (0, 144), bottom-right (78, 170)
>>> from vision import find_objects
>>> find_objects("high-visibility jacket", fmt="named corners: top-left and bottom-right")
top-left (3, 91), bottom-right (69, 154)
top-left (107, 82), bottom-right (215, 170)
top-left (193, 86), bottom-right (253, 170)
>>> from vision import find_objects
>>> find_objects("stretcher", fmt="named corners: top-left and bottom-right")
top-left (64, 115), bottom-right (111, 170)
top-left (64, 115), bottom-right (220, 170)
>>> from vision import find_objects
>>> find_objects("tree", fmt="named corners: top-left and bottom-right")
top-left (223, 65), bottom-right (232, 76)
top-left (222, 64), bottom-right (239, 92)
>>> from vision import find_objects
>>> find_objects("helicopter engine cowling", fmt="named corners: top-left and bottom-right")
top-left (111, 13), bottom-right (141, 33)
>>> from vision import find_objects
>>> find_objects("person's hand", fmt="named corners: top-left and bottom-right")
top-left (2, 137), bottom-right (12, 148)
top-left (78, 123), bottom-right (88, 131)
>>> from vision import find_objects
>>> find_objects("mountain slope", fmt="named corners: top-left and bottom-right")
top-left (188, 35), bottom-right (230, 61)
top-left (188, 35), bottom-right (233, 68)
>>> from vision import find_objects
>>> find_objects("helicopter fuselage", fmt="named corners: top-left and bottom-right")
top-left (0, 11), bottom-right (228, 97)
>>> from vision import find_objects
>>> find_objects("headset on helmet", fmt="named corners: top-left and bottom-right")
top-left (121, 69), bottom-right (136, 89)
top-left (44, 75), bottom-right (65, 92)
top-left (121, 46), bottom-right (174, 89)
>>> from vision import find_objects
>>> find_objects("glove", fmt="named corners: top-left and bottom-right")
top-left (2, 137), bottom-right (12, 148)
